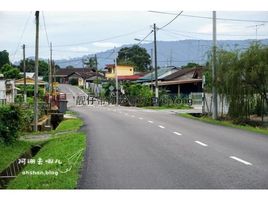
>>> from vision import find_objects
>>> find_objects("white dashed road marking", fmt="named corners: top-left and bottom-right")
top-left (158, 125), bottom-right (165, 129)
top-left (173, 131), bottom-right (182, 136)
top-left (195, 141), bottom-right (208, 147)
top-left (138, 117), bottom-right (143, 120)
top-left (148, 120), bottom-right (154, 124)
top-left (229, 156), bottom-right (252, 166)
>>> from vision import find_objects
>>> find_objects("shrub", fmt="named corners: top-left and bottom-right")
top-left (0, 105), bottom-right (21, 144)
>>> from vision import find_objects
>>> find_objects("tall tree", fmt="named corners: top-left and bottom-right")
top-left (0, 64), bottom-right (21, 79)
top-left (117, 45), bottom-right (151, 72)
top-left (0, 50), bottom-right (10, 70)
top-left (19, 58), bottom-right (49, 77)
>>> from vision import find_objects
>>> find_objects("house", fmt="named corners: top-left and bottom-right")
top-left (67, 71), bottom-right (104, 88)
top-left (54, 68), bottom-right (103, 87)
top-left (105, 64), bottom-right (134, 79)
top-left (148, 67), bottom-right (204, 96)
top-left (54, 68), bottom-right (94, 84)
top-left (15, 77), bottom-right (47, 93)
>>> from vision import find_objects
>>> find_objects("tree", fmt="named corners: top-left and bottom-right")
top-left (205, 43), bottom-right (268, 123)
top-left (117, 45), bottom-right (151, 72)
top-left (19, 58), bottom-right (49, 77)
top-left (66, 65), bottom-right (74, 69)
top-left (182, 62), bottom-right (201, 68)
top-left (0, 50), bottom-right (10, 70)
top-left (0, 63), bottom-right (21, 79)
top-left (83, 56), bottom-right (97, 70)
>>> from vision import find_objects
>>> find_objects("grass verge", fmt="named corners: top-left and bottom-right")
top-left (8, 133), bottom-right (86, 189)
top-left (0, 141), bottom-right (32, 172)
top-left (143, 104), bottom-right (192, 110)
top-left (178, 113), bottom-right (268, 135)
top-left (55, 118), bottom-right (83, 132)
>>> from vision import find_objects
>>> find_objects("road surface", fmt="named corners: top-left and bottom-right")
top-left (59, 84), bottom-right (268, 189)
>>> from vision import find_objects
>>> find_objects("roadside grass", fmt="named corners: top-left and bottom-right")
top-left (55, 118), bottom-right (84, 132)
top-left (0, 141), bottom-right (32, 172)
top-left (178, 113), bottom-right (268, 135)
top-left (144, 104), bottom-right (192, 110)
top-left (8, 133), bottom-right (86, 189)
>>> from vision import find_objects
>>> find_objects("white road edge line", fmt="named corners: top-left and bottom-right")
top-left (158, 125), bottom-right (165, 129)
top-left (229, 156), bottom-right (252, 166)
top-left (173, 131), bottom-right (182, 136)
top-left (195, 141), bottom-right (208, 147)
top-left (148, 120), bottom-right (154, 123)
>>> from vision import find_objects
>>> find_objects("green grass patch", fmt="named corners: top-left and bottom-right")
top-left (65, 110), bottom-right (78, 116)
top-left (55, 118), bottom-right (83, 132)
top-left (0, 140), bottom-right (31, 172)
top-left (8, 133), bottom-right (86, 189)
top-left (144, 104), bottom-right (192, 110)
top-left (178, 113), bottom-right (268, 135)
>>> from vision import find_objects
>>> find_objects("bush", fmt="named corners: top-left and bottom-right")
top-left (0, 105), bottom-right (21, 144)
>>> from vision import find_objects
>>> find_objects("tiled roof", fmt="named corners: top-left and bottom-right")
top-left (55, 68), bottom-right (95, 76)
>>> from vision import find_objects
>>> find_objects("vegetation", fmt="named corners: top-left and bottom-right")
top-left (178, 113), bottom-right (268, 136)
top-left (8, 133), bottom-right (86, 189)
top-left (0, 50), bottom-right (10, 70)
top-left (117, 45), bottom-right (151, 72)
top-left (0, 63), bottom-right (21, 79)
top-left (0, 105), bottom-right (22, 144)
top-left (205, 43), bottom-right (268, 123)
top-left (0, 140), bottom-right (31, 172)
top-left (55, 118), bottom-right (84, 132)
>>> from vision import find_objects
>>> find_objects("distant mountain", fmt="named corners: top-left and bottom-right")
top-left (55, 39), bottom-right (268, 69)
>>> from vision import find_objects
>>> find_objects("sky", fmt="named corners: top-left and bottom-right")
top-left (0, 11), bottom-right (268, 62)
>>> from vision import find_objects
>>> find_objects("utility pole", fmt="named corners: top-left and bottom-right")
top-left (153, 23), bottom-right (159, 106)
top-left (48, 42), bottom-right (52, 108)
top-left (150, 48), bottom-right (154, 92)
top-left (95, 54), bottom-right (99, 97)
top-left (22, 44), bottom-right (27, 103)
top-left (114, 47), bottom-right (119, 106)
top-left (212, 11), bottom-right (218, 119)
top-left (34, 11), bottom-right (39, 131)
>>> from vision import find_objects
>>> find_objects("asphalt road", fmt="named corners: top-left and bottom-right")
top-left (59, 84), bottom-right (268, 189)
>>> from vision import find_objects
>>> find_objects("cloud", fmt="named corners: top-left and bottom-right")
top-left (92, 42), bottom-right (121, 48)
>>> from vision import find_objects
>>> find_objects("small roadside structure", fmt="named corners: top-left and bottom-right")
top-left (15, 77), bottom-right (47, 93)
top-left (0, 74), bottom-right (17, 104)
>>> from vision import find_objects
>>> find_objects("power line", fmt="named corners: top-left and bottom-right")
top-left (12, 11), bottom-right (32, 61)
top-left (137, 30), bottom-right (153, 45)
top-left (42, 11), bottom-right (50, 47)
top-left (53, 27), bottom-right (148, 47)
top-left (148, 10), bottom-right (268, 23)
top-left (158, 11), bottom-right (183, 30)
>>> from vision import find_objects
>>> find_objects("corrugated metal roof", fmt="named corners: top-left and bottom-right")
top-left (136, 67), bottom-right (178, 82)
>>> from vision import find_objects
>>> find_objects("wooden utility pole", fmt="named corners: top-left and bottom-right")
top-left (95, 54), bottom-right (99, 96)
top-left (34, 11), bottom-right (39, 132)
top-left (212, 11), bottom-right (218, 119)
top-left (22, 44), bottom-right (27, 103)
top-left (153, 23), bottom-right (159, 106)
top-left (114, 48), bottom-right (119, 106)
top-left (49, 42), bottom-right (53, 107)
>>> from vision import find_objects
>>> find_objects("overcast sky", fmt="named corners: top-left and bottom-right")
top-left (1, 11), bottom-right (268, 62)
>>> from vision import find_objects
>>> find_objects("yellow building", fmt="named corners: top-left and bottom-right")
top-left (105, 64), bottom-right (134, 79)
